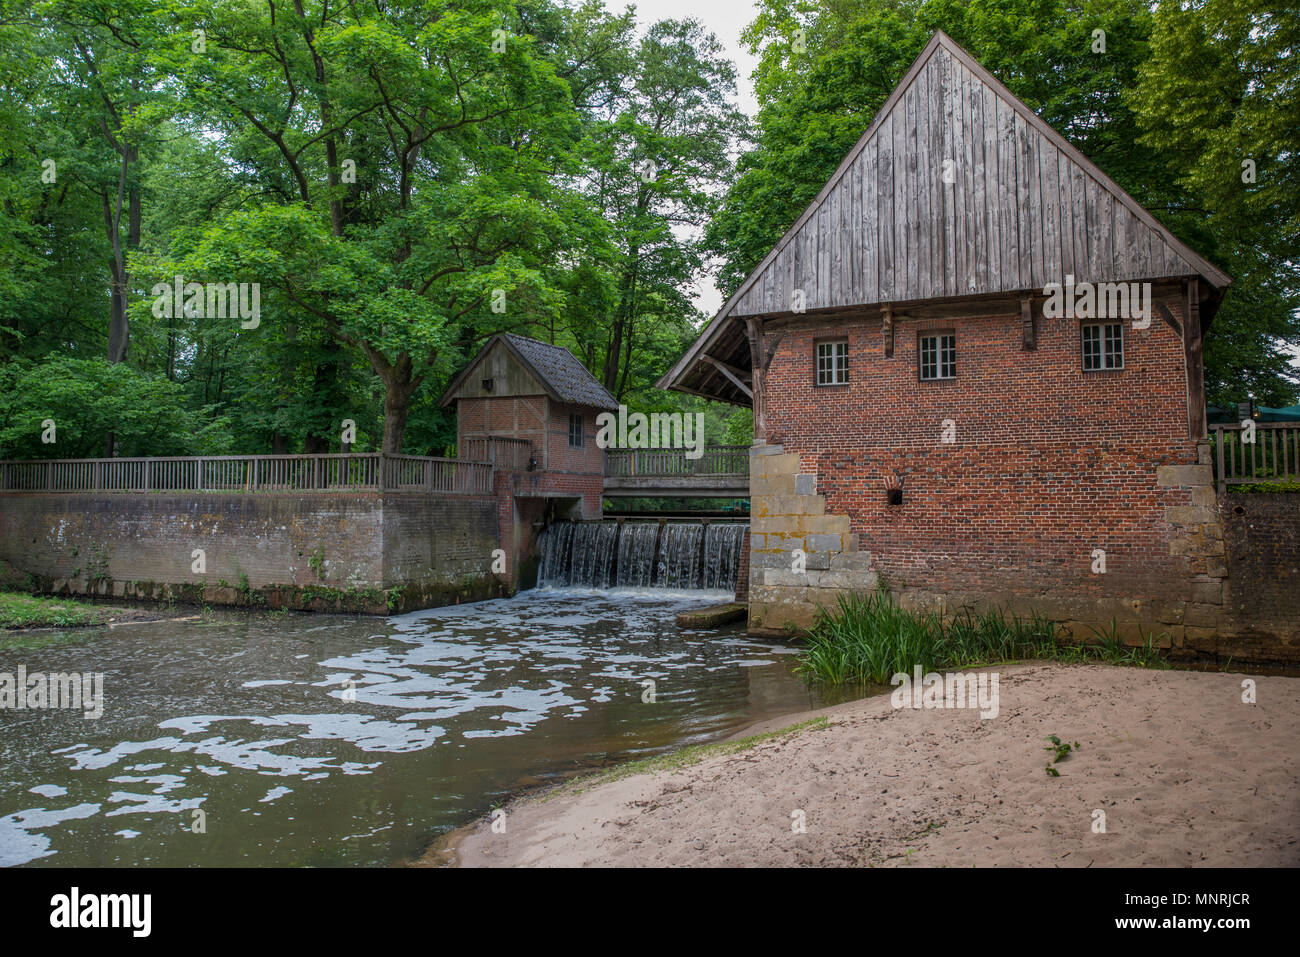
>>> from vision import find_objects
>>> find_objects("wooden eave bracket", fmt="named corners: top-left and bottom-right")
top-left (702, 354), bottom-right (753, 399)
top-left (1155, 301), bottom-right (1183, 337)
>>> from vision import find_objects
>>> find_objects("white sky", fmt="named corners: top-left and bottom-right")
top-left (629, 0), bottom-right (762, 316)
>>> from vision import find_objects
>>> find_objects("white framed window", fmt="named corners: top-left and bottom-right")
top-left (919, 333), bottom-right (956, 380)
top-left (567, 414), bottom-right (584, 448)
top-left (816, 340), bottom-right (848, 386)
top-left (1082, 323), bottom-right (1123, 371)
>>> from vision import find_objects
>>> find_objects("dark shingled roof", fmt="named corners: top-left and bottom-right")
top-left (438, 333), bottom-right (619, 410)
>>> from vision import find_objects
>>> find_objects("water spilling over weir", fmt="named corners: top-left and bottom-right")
top-left (538, 521), bottom-right (747, 591)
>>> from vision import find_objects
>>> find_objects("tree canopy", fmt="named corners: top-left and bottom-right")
top-left (0, 0), bottom-right (1294, 462)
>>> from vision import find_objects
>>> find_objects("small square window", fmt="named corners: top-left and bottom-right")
top-left (919, 333), bottom-right (956, 380)
top-left (1082, 323), bottom-right (1123, 371)
top-left (816, 340), bottom-right (848, 386)
top-left (568, 413), bottom-right (584, 448)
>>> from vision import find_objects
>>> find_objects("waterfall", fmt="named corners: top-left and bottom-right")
top-left (538, 521), bottom-right (747, 592)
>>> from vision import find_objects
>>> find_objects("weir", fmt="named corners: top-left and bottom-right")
top-left (538, 520), bottom-right (747, 592)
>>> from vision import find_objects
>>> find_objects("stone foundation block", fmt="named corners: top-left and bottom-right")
top-left (1156, 464), bottom-right (1212, 487)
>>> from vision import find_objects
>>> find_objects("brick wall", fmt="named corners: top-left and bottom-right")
top-left (457, 395), bottom-right (548, 454)
top-left (545, 401), bottom-right (607, 476)
top-left (747, 299), bottom-right (1296, 662)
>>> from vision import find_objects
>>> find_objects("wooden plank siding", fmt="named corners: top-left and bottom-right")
top-left (718, 34), bottom-right (1213, 320)
top-left (656, 30), bottom-right (1229, 407)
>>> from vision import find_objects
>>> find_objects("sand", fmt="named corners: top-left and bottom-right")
top-left (447, 663), bottom-right (1300, 867)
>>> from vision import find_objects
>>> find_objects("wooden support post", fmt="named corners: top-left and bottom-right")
top-left (1214, 426), bottom-right (1226, 493)
top-left (745, 318), bottom-right (766, 443)
top-left (1185, 280), bottom-right (1206, 440)
top-left (1020, 298), bottom-right (1036, 350)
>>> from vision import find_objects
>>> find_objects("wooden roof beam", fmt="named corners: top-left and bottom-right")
top-left (701, 355), bottom-right (753, 399)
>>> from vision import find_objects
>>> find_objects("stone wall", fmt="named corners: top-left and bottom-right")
top-left (734, 530), bottom-right (751, 602)
top-left (0, 492), bottom-right (503, 614)
top-left (748, 443), bottom-right (875, 632)
top-left (1217, 491), bottom-right (1300, 662)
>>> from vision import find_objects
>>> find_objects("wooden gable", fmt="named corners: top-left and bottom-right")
top-left (722, 31), bottom-right (1228, 320)
top-left (444, 339), bottom-right (545, 402)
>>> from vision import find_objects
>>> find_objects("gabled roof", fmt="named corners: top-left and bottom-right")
top-left (658, 29), bottom-right (1230, 402)
top-left (438, 333), bottom-right (619, 410)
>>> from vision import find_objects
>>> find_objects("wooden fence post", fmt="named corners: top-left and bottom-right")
top-left (1215, 426), bottom-right (1225, 494)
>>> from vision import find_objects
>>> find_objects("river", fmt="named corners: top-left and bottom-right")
top-left (0, 588), bottom-right (850, 867)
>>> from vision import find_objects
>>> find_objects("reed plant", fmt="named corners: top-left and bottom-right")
top-left (798, 585), bottom-right (1165, 685)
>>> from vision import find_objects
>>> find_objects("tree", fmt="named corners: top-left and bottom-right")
top-left (151, 0), bottom-right (580, 452)
top-left (1132, 0), bottom-right (1300, 405)
top-left (572, 18), bottom-right (745, 398)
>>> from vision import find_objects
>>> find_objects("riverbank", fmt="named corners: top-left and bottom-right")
top-left (0, 591), bottom-right (176, 633)
top-left (444, 662), bottom-right (1300, 867)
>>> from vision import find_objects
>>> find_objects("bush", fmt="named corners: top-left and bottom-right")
top-left (0, 357), bottom-right (233, 458)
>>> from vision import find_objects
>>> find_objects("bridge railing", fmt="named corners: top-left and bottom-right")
top-left (604, 445), bottom-right (750, 477)
top-left (460, 436), bottom-right (533, 471)
top-left (0, 453), bottom-right (493, 496)
top-left (1211, 422), bottom-right (1300, 492)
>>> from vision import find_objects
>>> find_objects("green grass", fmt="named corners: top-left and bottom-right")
top-left (1227, 481), bottom-right (1300, 493)
top-left (0, 591), bottom-right (110, 630)
top-left (798, 585), bottom-right (1168, 685)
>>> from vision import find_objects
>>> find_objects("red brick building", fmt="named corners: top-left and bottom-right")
top-left (441, 333), bottom-right (617, 585)
top-left (660, 31), bottom-right (1239, 647)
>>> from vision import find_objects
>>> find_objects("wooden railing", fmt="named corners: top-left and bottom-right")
top-left (1211, 422), bottom-right (1300, 492)
top-left (459, 435), bottom-right (534, 471)
top-left (0, 453), bottom-right (493, 496)
top-left (603, 445), bottom-right (750, 477)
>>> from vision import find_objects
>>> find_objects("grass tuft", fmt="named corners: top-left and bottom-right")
top-left (798, 586), bottom-right (1167, 685)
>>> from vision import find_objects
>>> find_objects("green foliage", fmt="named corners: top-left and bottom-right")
top-left (0, 0), bottom-right (1292, 456)
top-left (0, 0), bottom-right (744, 457)
top-left (1226, 481), bottom-right (1300, 494)
top-left (0, 591), bottom-right (106, 630)
top-left (0, 356), bottom-right (233, 458)
top-left (799, 585), bottom-right (1167, 685)
top-left (1131, 0), bottom-right (1300, 406)
top-left (1043, 734), bottom-right (1080, 776)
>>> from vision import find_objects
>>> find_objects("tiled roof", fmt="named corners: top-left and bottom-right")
top-left (501, 334), bottom-right (619, 410)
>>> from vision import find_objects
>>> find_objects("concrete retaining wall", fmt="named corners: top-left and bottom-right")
top-left (0, 492), bottom-right (504, 613)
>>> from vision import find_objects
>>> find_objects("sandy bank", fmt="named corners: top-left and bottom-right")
top-left (448, 663), bottom-right (1300, 867)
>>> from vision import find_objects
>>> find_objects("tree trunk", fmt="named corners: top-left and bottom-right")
top-left (382, 387), bottom-right (413, 455)
top-left (363, 349), bottom-right (418, 454)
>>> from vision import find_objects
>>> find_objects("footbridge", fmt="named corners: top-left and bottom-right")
top-left (601, 446), bottom-right (750, 498)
